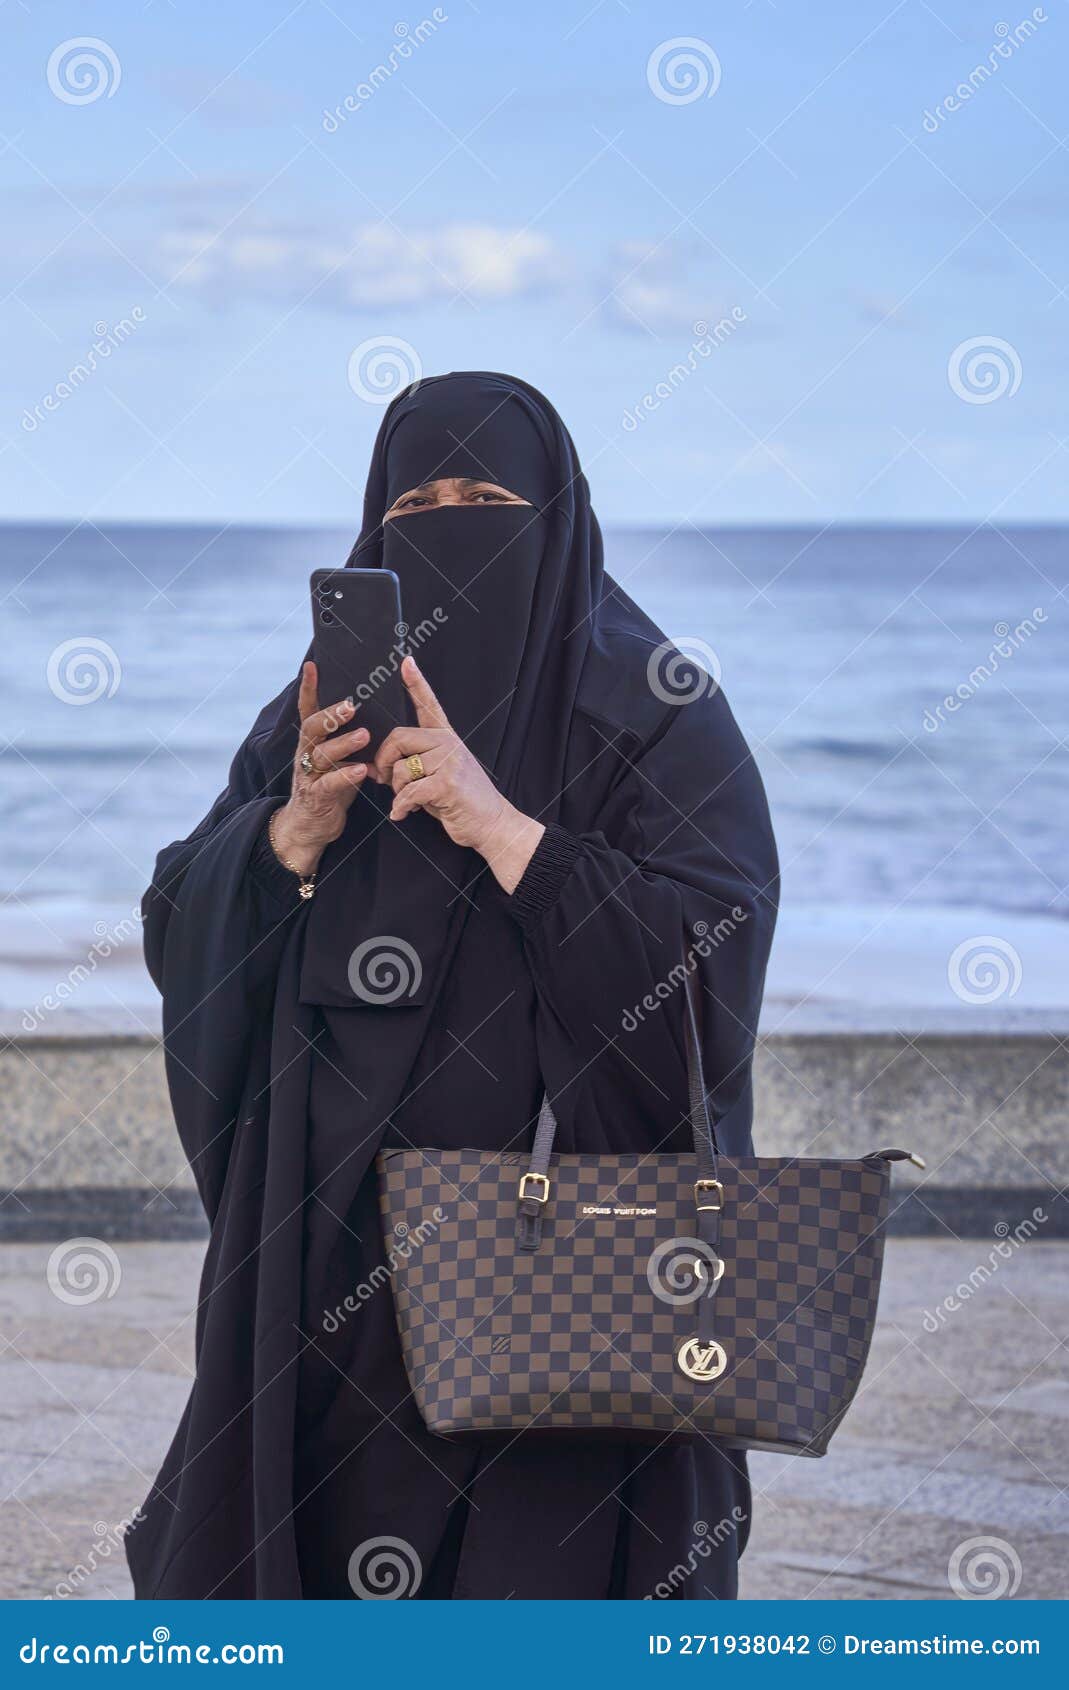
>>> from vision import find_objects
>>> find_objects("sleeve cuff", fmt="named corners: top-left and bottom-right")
top-left (248, 812), bottom-right (304, 912)
top-left (506, 822), bottom-right (582, 934)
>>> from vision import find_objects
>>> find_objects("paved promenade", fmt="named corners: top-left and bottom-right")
top-left (2, 1238), bottom-right (1065, 1601)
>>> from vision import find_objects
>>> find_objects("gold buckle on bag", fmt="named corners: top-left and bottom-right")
top-left (694, 1178), bottom-right (724, 1213)
top-left (518, 1172), bottom-right (550, 1204)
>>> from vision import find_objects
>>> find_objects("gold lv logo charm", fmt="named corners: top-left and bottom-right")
top-left (677, 1337), bottom-right (727, 1382)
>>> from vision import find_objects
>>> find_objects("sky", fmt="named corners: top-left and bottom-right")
top-left (0, 0), bottom-right (1066, 526)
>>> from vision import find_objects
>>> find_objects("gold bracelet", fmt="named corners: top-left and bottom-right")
top-left (268, 808), bottom-right (317, 902)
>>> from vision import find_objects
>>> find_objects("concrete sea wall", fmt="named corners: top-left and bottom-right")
top-left (2, 1022), bottom-right (1064, 1238)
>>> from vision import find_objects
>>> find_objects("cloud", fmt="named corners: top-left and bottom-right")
top-left (602, 240), bottom-right (737, 337)
top-left (855, 292), bottom-right (914, 330)
top-left (156, 218), bottom-right (561, 308)
top-left (152, 67), bottom-right (303, 128)
top-left (608, 276), bottom-right (708, 335)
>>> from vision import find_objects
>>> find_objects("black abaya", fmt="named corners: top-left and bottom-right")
top-left (128, 375), bottom-right (778, 1600)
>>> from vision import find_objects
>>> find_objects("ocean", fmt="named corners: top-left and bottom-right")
top-left (2, 522), bottom-right (1065, 1023)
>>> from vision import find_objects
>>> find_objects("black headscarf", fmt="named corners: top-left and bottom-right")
top-left (299, 372), bottom-right (604, 1009)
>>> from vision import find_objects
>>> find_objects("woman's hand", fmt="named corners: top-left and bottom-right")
top-left (270, 662), bottom-right (371, 876)
top-left (373, 656), bottom-right (545, 894)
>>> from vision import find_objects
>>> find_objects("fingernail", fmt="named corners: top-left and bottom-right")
top-left (345, 695), bottom-right (354, 707)
top-left (353, 763), bottom-right (367, 776)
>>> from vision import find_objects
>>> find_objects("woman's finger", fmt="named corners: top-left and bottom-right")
top-left (401, 655), bottom-right (450, 730)
top-left (390, 774), bottom-right (443, 823)
top-left (390, 743), bottom-right (448, 794)
top-left (311, 763), bottom-right (368, 799)
top-left (297, 660), bottom-right (320, 725)
top-left (373, 725), bottom-right (448, 781)
top-left (310, 726), bottom-right (369, 769)
top-left (300, 694), bottom-right (357, 748)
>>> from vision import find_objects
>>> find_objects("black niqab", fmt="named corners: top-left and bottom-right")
top-left (300, 373), bottom-right (599, 1010)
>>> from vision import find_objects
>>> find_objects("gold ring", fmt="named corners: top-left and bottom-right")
top-left (406, 753), bottom-right (425, 781)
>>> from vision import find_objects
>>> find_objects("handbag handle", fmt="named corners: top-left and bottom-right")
top-left (517, 950), bottom-right (723, 1250)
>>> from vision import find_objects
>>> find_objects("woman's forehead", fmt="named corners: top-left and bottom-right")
top-left (383, 379), bottom-right (553, 508)
top-left (401, 476), bottom-right (510, 493)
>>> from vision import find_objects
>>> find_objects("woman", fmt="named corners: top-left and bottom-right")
top-left (129, 372), bottom-right (778, 1600)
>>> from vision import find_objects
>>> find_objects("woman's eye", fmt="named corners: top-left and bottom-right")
top-left (470, 491), bottom-right (505, 503)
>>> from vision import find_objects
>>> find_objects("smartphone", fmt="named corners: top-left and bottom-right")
top-left (310, 567), bottom-right (409, 753)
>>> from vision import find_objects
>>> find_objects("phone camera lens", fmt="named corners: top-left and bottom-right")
top-left (319, 609), bottom-right (336, 626)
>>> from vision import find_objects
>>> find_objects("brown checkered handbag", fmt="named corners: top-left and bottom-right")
top-left (377, 966), bottom-right (922, 1457)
